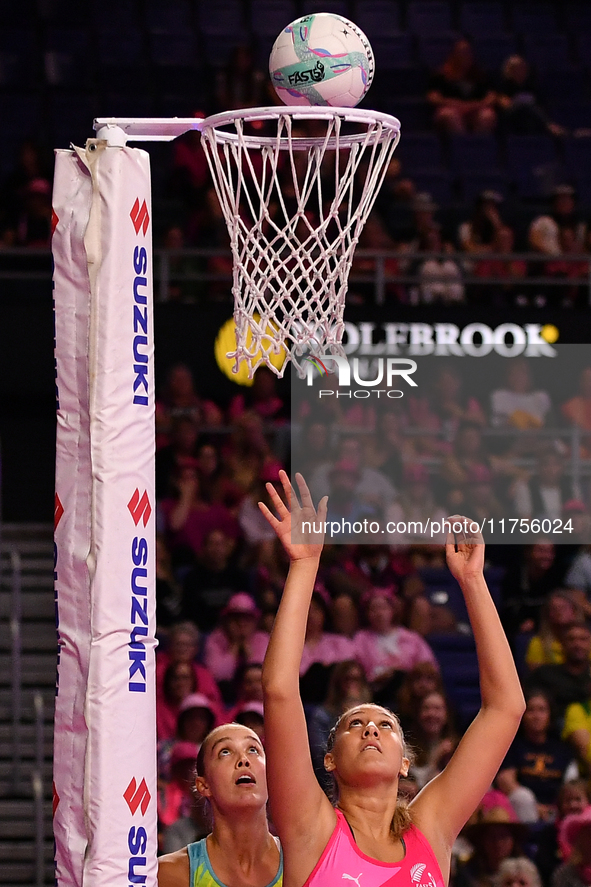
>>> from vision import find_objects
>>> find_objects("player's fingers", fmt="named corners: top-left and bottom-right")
top-left (446, 514), bottom-right (483, 546)
top-left (318, 495), bottom-right (329, 524)
top-left (265, 480), bottom-right (288, 515)
top-left (278, 469), bottom-right (294, 508)
top-left (295, 472), bottom-right (314, 508)
top-left (258, 500), bottom-right (281, 528)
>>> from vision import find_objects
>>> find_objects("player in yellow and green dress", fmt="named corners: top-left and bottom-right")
top-left (158, 723), bottom-right (282, 887)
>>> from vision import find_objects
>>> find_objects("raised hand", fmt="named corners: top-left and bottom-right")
top-left (445, 515), bottom-right (485, 584)
top-left (258, 470), bottom-right (327, 562)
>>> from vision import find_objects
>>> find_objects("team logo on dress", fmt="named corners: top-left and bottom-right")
top-left (410, 863), bottom-right (437, 887)
top-left (342, 874), bottom-right (363, 887)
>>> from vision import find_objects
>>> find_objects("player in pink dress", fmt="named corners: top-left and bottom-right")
top-left (259, 472), bottom-right (525, 887)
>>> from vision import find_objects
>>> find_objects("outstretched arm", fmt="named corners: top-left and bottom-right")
top-left (260, 473), bottom-right (336, 882)
top-left (412, 517), bottom-right (525, 873)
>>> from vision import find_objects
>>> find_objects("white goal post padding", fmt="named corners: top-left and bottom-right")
top-left (53, 141), bottom-right (157, 887)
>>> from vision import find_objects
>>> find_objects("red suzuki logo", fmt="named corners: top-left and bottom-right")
top-left (130, 198), bottom-right (149, 236)
top-left (51, 209), bottom-right (59, 236)
top-left (54, 493), bottom-right (64, 529)
top-left (123, 777), bottom-right (151, 816)
top-left (128, 489), bottom-right (151, 527)
top-left (52, 781), bottom-right (60, 816)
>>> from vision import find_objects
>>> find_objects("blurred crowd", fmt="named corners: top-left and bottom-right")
top-left (3, 39), bottom-right (591, 309)
top-left (153, 357), bottom-right (591, 887)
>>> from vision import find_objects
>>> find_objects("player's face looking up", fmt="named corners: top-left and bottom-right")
top-left (324, 704), bottom-right (410, 786)
top-left (195, 724), bottom-right (268, 810)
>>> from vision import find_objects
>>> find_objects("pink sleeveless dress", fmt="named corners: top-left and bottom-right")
top-left (304, 810), bottom-right (446, 887)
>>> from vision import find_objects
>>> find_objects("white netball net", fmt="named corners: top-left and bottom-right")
top-left (199, 106), bottom-right (400, 377)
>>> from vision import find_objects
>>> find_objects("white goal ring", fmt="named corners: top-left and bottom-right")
top-left (199, 105), bottom-right (401, 151)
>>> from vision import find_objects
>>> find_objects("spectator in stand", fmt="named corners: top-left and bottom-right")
top-left (222, 412), bottom-right (274, 496)
top-left (333, 544), bottom-right (432, 635)
top-left (526, 622), bottom-right (591, 722)
top-left (562, 687), bottom-right (591, 775)
top-left (456, 802), bottom-right (528, 887)
top-left (204, 593), bottom-right (269, 704)
top-left (462, 464), bottom-right (505, 525)
top-left (408, 371), bottom-right (486, 468)
top-left (350, 212), bottom-right (404, 304)
top-left (528, 187), bottom-right (588, 308)
top-left (195, 441), bottom-right (242, 509)
top-left (323, 459), bottom-right (380, 540)
top-left (459, 191), bottom-right (506, 255)
top-left (309, 435), bottom-right (396, 515)
top-left (227, 662), bottom-right (264, 721)
top-left (440, 423), bottom-right (516, 513)
top-left (496, 56), bottom-right (564, 137)
top-left (161, 463), bottom-right (240, 562)
top-left (160, 224), bottom-right (203, 303)
top-left (229, 700), bottom-right (264, 743)
top-left (411, 224), bottom-right (465, 304)
top-left (386, 463), bottom-right (448, 545)
top-left (182, 529), bottom-right (248, 632)
top-left (238, 463), bottom-right (286, 547)
top-left (529, 186), bottom-right (587, 260)
top-left (353, 586), bottom-right (438, 706)
top-left (565, 546), bottom-right (591, 619)
top-left (158, 692), bottom-right (220, 789)
top-left (157, 661), bottom-right (198, 741)
top-left (156, 622), bottom-right (223, 719)
top-left (398, 191), bottom-right (440, 248)
top-left (536, 780), bottom-right (591, 886)
top-left (501, 541), bottom-right (566, 637)
top-left (427, 39), bottom-right (497, 134)
top-left (158, 740), bottom-right (206, 836)
top-left (552, 809), bottom-right (591, 887)
top-left (156, 534), bottom-right (184, 632)
top-left (473, 225), bottom-right (528, 307)
top-left (362, 409), bottom-right (412, 488)
top-left (396, 662), bottom-right (446, 733)
top-left (330, 591), bottom-right (360, 640)
top-left (512, 450), bottom-right (574, 523)
top-left (1, 139), bottom-right (51, 221)
top-left (560, 789), bottom-right (591, 860)
top-left (491, 359), bottom-right (553, 431)
top-left (562, 368), bottom-right (591, 455)
top-left (294, 417), bottom-right (331, 481)
top-left (13, 177), bottom-right (52, 246)
top-left (155, 363), bottom-right (222, 451)
top-left (525, 590), bottom-right (585, 670)
top-left (299, 586), bottom-right (355, 679)
top-left (407, 691), bottom-right (459, 790)
top-left (156, 416), bottom-right (201, 500)
top-left (161, 746), bottom-right (211, 853)
top-left (496, 690), bottom-right (576, 824)
top-left (496, 858), bottom-right (542, 887)
top-left (228, 366), bottom-right (288, 425)
top-left (374, 155), bottom-right (417, 241)
top-left (307, 660), bottom-right (372, 793)
top-left (544, 227), bottom-right (589, 308)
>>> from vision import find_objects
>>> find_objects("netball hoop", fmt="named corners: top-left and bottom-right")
top-left (199, 106), bottom-right (400, 378)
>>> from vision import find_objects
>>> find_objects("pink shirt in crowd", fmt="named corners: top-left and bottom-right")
top-left (204, 628), bottom-right (270, 683)
top-left (300, 633), bottom-right (357, 676)
top-left (155, 654), bottom-right (223, 740)
top-left (354, 627), bottom-right (438, 683)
